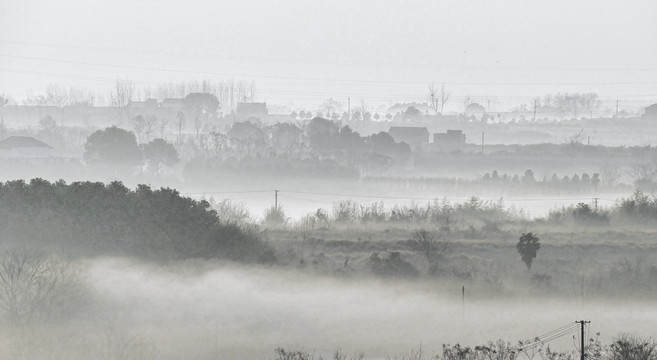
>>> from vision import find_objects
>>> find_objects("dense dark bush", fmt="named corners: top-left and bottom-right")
top-left (614, 191), bottom-right (657, 223)
top-left (368, 251), bottom-right (419, 278)
top-left (609, 334), bottom-right (657, 360)
top-left (0, 179), bottom-right (271, 261)
top-left (548, 203), bottom-right (609, 226)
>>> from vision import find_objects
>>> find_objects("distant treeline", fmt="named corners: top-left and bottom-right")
top-left (0, 179), bottom-right (273, 261)
top-left (364, 170), bottom-right (607, 194)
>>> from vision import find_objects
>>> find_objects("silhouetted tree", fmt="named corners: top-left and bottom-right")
top-left (404, 106), bottom-right (422, 120)
top-left (83, 126), bottom-right (141, 165)
top-left (306, 117), bottom-right (340, 149)
top-left (142, 138), bottom-right (179, 174)
top-left (516, 232), bottom-right (540, 270)
top-left (0, 179), bottom-right (271, 261)
top-left (110, 80), bottom-right (135, 124)
top-left (183, 93), bottom-right (219, 140)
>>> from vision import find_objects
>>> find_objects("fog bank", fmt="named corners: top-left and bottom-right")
top-left (79, 258), bottom-right (657, 359)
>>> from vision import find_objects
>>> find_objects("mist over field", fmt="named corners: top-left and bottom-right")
top-left (2, 0), bottom-right (657, 359)
top-left (74, 258), bottom-right (657, 359)
top-left (4, 255), bottom-right (657, 359)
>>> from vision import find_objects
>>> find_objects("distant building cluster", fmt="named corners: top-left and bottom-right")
top-left (387, 126), bottom-right (466, 150)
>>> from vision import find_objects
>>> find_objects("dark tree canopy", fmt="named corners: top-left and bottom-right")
top-left (404, 106), bottom-right (422, 119)
top-left (142, 138), bottom-right (179, 169)
top-left (83, 126), bottom-right (141, 165)
top-left (307, 117), bottom-right (340, 149)
top-left (183, 92), bottom-right (220, 120)
top-left (516, 232), bottom-right (540, 269)
top-left (0, 179), bottom-right (271, 261)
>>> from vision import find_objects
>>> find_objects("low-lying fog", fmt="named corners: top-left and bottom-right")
top-left (72, 258), bottom-right (657, 359)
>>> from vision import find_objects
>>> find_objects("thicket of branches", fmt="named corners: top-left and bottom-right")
top-left (272, 333), bottom-right (657, 360)
top-left (284, 197), bottom-right (520, 232)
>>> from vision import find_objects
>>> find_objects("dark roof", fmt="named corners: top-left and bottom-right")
top-left (388, 126), bottom-right (430, 136)
top-left (0, 136), bottom-right (53, 149)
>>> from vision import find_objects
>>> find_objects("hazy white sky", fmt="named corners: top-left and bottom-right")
top-left (1, 0), bottom-right (656, 110)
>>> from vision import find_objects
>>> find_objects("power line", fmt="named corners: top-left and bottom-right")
top-left (278, 194), bottom-right (329, 205)
top-left (2, 68), bottom-right (656, 103)
top-left (3, 39), bottom-right (657, 72)
top-left (0, 53), bottom-right (429, 85)
top-left (513, 322), bottom-right (580, 352)
top-left (182, 189), bottom-right (619, 204)
top-left (3, 53), bottom-right (657, 87)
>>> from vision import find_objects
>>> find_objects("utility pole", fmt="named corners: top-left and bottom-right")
top-left (347, 97), bottom-right (351, 121)
top-left (461, 285), bottom-right (465, 322)
top-left (481, 131), bottom-right (485, 154)
top-left (593, 197), bottom-right (598, 212)
top-left (577, 320), bottom-right (591, 360)
top-left (274, 190), bottom-right (279, 210)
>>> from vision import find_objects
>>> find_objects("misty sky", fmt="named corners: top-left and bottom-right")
top-left (1, 0), bottom-right (656, 110)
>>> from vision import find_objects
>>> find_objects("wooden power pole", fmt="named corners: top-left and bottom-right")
top-left (577, 320), bottom-right (591, 360)
top-left (274, 190), bottom-right (279, 210)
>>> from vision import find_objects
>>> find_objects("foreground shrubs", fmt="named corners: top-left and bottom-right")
top-left (272, 334), bottom-right (656, 360)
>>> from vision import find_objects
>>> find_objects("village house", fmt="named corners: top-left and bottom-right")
top-left (236, 102), bottom-right (268, 122)
top-left (433, 129), bottom-right (466, 149)
top-left (0, 136), bottom-right (53, 159)
top-left (643, 104), bottom-right (657, 120)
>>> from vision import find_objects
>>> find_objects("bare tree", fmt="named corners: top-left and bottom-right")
top-left (142, 115), bottom-right (157, 142)
top-left (428, 82), bottom-right (440, 115)
top-left (110, 80), bottom-right (135, 125)
top-left (409, 229), bottom-right (450, 263)
top-left (66, 87), bottom-right (90, 105)
top-left (227, 79), bottom-right (236, 110)
top-left (600, 164), bottom-right (620, 187)
top-left (629, 163), bottom-right (657, 185)
top-left (439, 83), bottom-right (450, 114)
top-left (0, 250), bottom-right (87, 325)
top-left (246, 80), bottom-right (257, 102)
top-left (131, 115), bottom-right (147, 143)
top-left (194, 117), bottom-right (203, 142)
top-left (22, 85), bottom-right (67, 107)
top-left (131, 114), bottom-right (162, 143)
top-left (176, 111), bottom-right (186, 143)
top-left (351, 99), bottom-right (368, 120)
top-left (44, 84), bottom-right (68, 108)
top-left (159, 116), bottom-right (170, 139)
